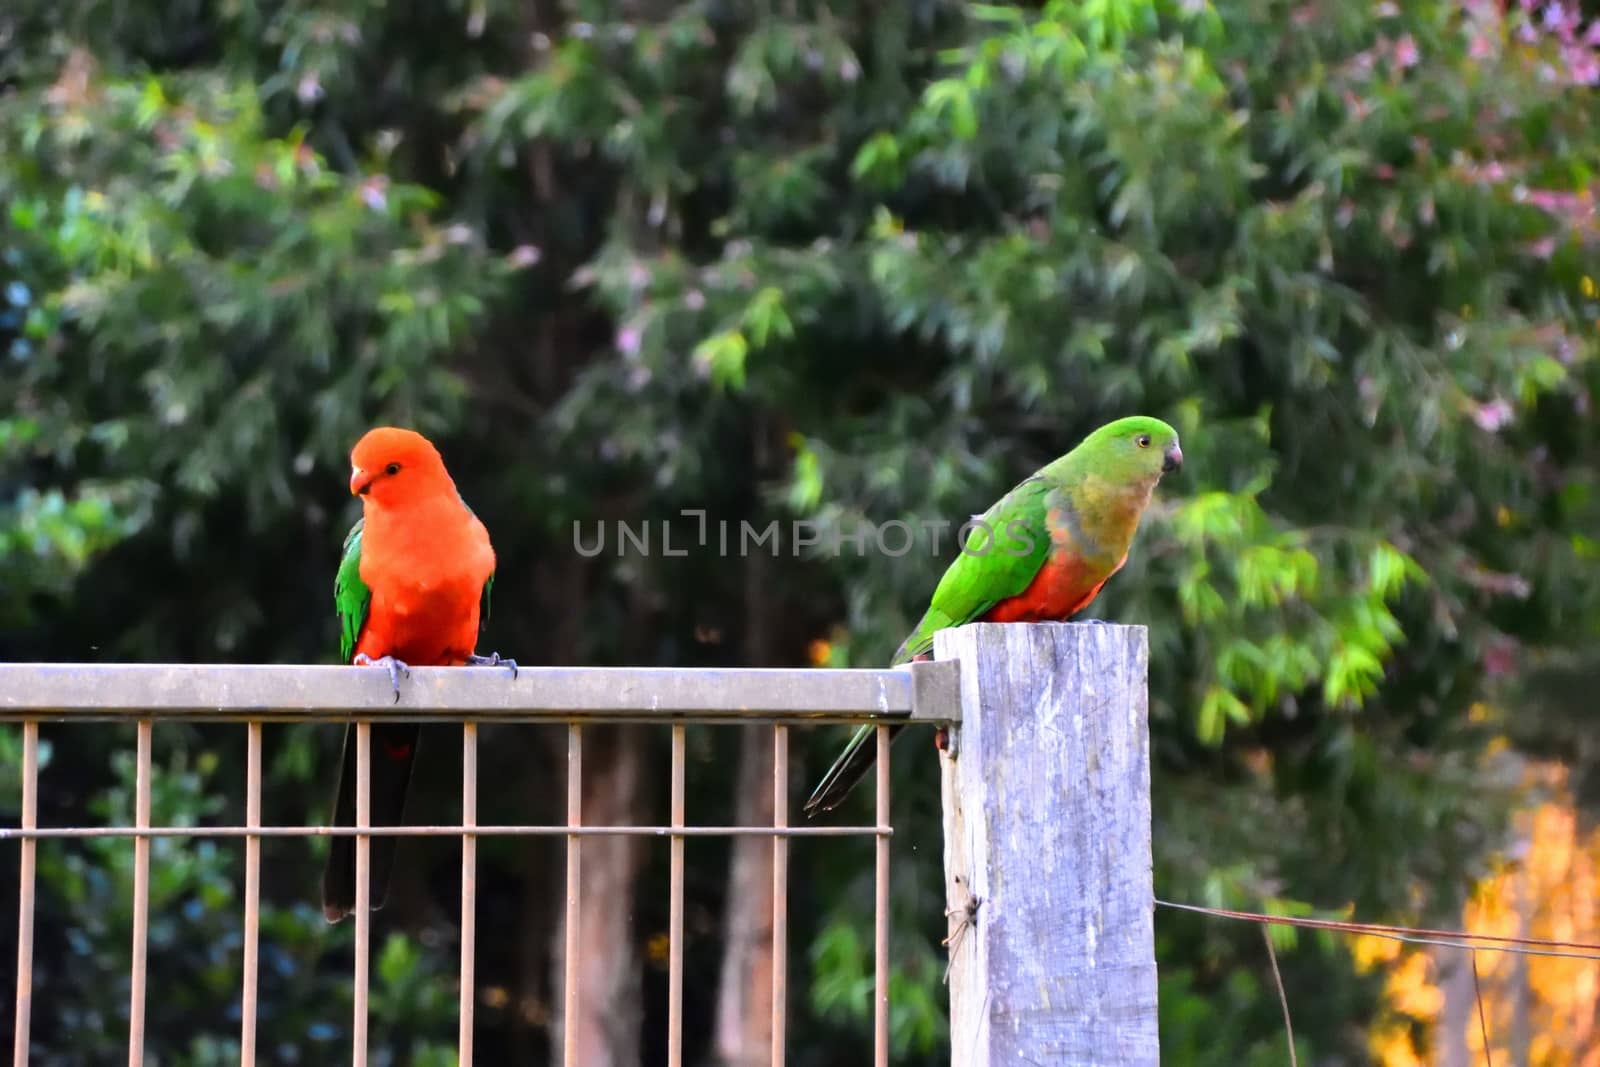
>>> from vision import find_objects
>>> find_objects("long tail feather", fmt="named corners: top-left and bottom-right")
top-left (321, 723), bottom-right (419, 922)
top-left (803, 723), bottom-right (904, 816)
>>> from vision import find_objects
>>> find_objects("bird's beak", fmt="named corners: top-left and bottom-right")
top-left (1162, 443), bottom-right (1183, 474)
top-left (350, 466), bottom-right (372, 496)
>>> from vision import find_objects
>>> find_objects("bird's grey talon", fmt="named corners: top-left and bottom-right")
top-left (469, 652), bottom-right (518, 680)
top-left (355, 653), bottom-right (410, 700)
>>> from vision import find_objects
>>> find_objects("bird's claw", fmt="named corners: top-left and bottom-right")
top-left (468, 651), bottom-right (518, 680)
top-left (354, 653), bottom-right (411, 703)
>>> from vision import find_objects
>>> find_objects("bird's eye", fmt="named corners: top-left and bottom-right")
top-left (384, 462), bottom-right (402, 476)
top-left (1136, 435), bottom-right (1151, 448)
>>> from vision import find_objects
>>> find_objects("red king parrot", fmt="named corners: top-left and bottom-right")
top-left (803, 415), bottom-right (1183, 815)
top-left (321, 426), bottom-right (515, 922)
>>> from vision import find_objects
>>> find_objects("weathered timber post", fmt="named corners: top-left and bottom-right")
top-left (936, 622), bottom-right (1157, 1066)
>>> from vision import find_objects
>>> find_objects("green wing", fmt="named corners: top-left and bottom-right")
top-left (890, 476), bottom-right (1055, 664)
top-left (335, 519), bottom-right (370, 664)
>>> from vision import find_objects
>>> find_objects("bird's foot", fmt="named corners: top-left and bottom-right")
top-left (354, 653), bottom-right (411, 703)
top-left (468, 651), bottom-right (518, 680)
top-left (1079, 617), bottom-right (1107, 625)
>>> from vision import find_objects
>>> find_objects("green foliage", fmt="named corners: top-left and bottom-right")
top-left (2, 0), bottom-right (1598, 1062)
top-left (810, 914), bottom-right (946, 1058)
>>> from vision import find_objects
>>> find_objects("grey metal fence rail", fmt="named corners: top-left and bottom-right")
top-left (2, 661), bottom-right (962, 1067)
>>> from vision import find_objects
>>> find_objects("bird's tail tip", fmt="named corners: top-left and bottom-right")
top-left (800, 793), bottom-right (833, 819)
top-left (800, 759), bottom-right (868, 819)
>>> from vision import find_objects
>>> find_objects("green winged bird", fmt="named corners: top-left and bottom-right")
top-left (803, 415), bottom-right (1183, 815)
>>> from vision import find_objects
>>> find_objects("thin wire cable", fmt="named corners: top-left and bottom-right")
top-left (128, 720), bottom-right (151, 1067)
top-left (563, 724), bottom-right (582, 1067)
top-left (240, 721), bottom-right (262, 1066)
top-left (666, 724), bottom-right (686, 1067)
top-left (771, 725), bottom-right (788, 1067)
top-left (873, 724), bottom-right (890, 1067)
top-left (1155, 899), bottom-right (1600, 961)
top-left (1472, 952), bottom-right (1494, 1067)
top-left (13, 721), bottom-right (38, 1067)
top-left (352, 722), bottom-right (370, 1067)
top-left (459, 722), bottom-right (478, 1066)
top-left (1260, 926), bottom-right (1296, 1067)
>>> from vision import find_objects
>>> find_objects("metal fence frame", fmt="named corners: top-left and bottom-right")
top-left (2, 661), bottom-right (961, 1066)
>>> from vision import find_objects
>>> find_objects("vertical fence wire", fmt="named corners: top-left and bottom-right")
top-left (873, 724), bottom-right (890, 1067)
top-left (563, 724), bottom-right (582, 1067)
top-left (771, 724), bottom-right (789, 1067)
top-left (352, 721), bottom-right (371, 1067)
top-left (12, 721), bottom-right (38, 1067)
top-left (459, 722), bottom-right (478, 1066)
top-left (667, 724), bottom-right (686, 1067)
top-left (240, 721), bottom-right (262, 1067)
top-left (128, 720), bottom-right (152, 1067)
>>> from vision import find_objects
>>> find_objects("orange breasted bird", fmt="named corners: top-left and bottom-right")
top-left (803, 415), bottom-right (1182, 815)
top-left (321, 426), bottom-right (515, 922)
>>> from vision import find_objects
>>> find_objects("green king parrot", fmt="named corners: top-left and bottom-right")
top-left (803, 415), bottom-right (1183, 815)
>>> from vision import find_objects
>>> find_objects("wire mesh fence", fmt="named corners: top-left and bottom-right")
top-left (2, 661), bottom-right (961, 1066)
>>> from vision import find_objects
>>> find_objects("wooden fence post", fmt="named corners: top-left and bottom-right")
top-left (936, 622), bottom-right (1157, 1066)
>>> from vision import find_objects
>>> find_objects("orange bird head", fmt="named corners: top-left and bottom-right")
top-left (348, 426), bottom-right (455, 506)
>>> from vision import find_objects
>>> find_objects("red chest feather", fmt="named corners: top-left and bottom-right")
top-left (355, 503), bottom-right (495, 666)
top-left (981, 550), bottom-right (1127, 624)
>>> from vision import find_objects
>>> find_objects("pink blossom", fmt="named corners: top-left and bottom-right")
top-left (1482, 636), bottom-right (1519, 677)
top-left (1569, 46), bottom-right (1600, 85)
top-left (1527, 235), bottom-right (1558, 258)
top-left (359, 176), bottom-right (388, 212)
top-left (1394, 34), bottom-right (1419, 68)
top-left (1471, 397), bottom-right (1514, 432)
top-left (616, 324), bottom-right (642, 356)
top-left (1542, 2), bottom-right (1573, 35)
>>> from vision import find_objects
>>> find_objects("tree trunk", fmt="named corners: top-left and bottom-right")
top-left (551, 725), bottom-right (647, 1067)
top-left (513, 553), bottom-right (586, 1062)
top-left (1510, 869), bottom-right (1533, 1065)
top-left (714, 549), bottom-right (779, 1064)
top-left (1434, 946), bottom-right (1473, 1067)
top-left (714, 730), bottom-right (776, 1064)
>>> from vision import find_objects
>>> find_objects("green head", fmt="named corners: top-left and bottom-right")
top-left (1072, 415), bottom-right (1183, 482)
